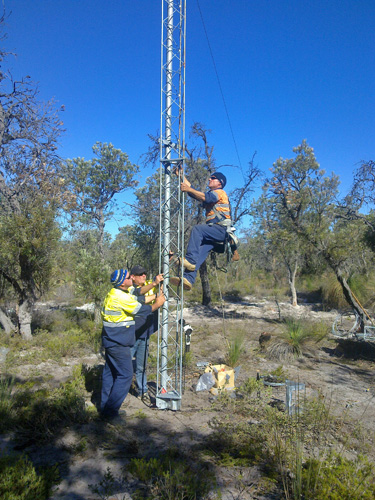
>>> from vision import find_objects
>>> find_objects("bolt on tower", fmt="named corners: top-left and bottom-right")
top-left (156, 0), bottom-right (187, 411)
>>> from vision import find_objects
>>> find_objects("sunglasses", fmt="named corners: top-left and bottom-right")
top-left (210, 176), bottom-right (217, 180)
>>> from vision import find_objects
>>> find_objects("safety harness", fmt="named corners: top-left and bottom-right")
top-left (208, 201), bottom-right (239, 268)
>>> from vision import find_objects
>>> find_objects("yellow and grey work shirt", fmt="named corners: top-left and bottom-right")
top-left (101, 287), bottom-right (151, 348)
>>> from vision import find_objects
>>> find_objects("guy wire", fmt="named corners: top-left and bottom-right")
top-left (196, 0), bottom-right (243, 173)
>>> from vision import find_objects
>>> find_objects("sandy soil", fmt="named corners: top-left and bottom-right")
top-left (2, 297), bottom-right (375, 499)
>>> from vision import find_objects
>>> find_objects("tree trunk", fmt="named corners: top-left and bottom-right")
top-left (94, 302), bottom-right (102, 326)
top-left (200, 261), bottom-right (211, 306)
top-left (98, 210), bottom-right (106, 263)
top-left (286, 261), bottom-right (298, 307)
top-left (335, 269), bottom-right (365, 329)
top-left (17, 299), bottom-right (33, 340)
top-left (0, 308), bottom-right (16, 335)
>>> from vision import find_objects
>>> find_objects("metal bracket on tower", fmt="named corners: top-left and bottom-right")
top-left (156, 0), bottom-right (187, 411)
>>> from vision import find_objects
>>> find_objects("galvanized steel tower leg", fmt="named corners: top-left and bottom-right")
top-left (156, 0), bottom-right (186, 411)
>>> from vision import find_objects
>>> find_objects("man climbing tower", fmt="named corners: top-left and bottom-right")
top-left (170, 171), bottom-right (233, 290)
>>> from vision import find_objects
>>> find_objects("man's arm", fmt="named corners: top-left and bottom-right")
top-left (180, 182), bottom-right (206, 202)
top-left (144, 294), bottom-right (156, 304)
top-left (175, 167), bottom-right (206, 202)
top-left (150, 292), bottom-right (166, 312)
top-left (139, 274), bottom-right (164, 295)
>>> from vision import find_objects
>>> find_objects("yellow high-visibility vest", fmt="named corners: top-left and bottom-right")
top-left (101, 288), bottom-right (142, 327)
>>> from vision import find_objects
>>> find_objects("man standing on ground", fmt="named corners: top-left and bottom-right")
top-left (129, 265), bottom-right (163, 406)
top-left (100, 269), bottom-right (165, 419)
top-left (170, 171), bottom-right (232, 290)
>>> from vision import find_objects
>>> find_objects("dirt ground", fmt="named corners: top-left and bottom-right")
top-left (2, 297), bottom-right (375, 499)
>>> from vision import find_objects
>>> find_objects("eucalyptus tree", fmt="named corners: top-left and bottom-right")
top-left (127, 170), bottom-right (161, 272)
top-left (266, 140), bottom-right (370, 321)
top-left (0, 38), bottom-right (66, 339)
top-left (348, 160), bottom-right (375, 210)
top-left (253, 193), bottom-right (304, 306)
top-left (64, 142), bottom-right (139, 260)
top-left (109, 225), bottom-right (144, 271)
top-left (63, 142), bottom-right (139, 321)
top-left (340, 160), bottom-right (375, 248)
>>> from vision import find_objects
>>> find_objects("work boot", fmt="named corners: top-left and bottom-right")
top-left (169, 276), bottom-right (193, 291)
top-left (231, 249), bottom-right (240, 262)
top-left (99, 409), bottom-right (126, 422)
top-left (181, 257), bottom-right (195, 271)
top-left (170, 254), bottom-right (196, 271)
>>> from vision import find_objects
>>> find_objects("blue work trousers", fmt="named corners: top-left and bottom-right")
top-left (184, 223), bottom-right (227, 284)
top-left (131, 311), bottom-right (157, 394)
top-left (100, 344), bottom-right (133, 416)
top-left (131, 337), bottom-right (149, 395)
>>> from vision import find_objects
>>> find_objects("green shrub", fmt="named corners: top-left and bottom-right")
top-left (14, 365), bottom-right (91, 445)
top-left (270, 365), bottom-right (287, 381)
top-left (320, 273), bottom-right (348, 309)
top-left (127, 450), bottom-right (215, 500)
top-left (206, 418), bottom-right (265, 467)
top-left (301, 452), bottom-right (375, 499)
top-left (31, 309), bottom-right (75, 333)
top-left (0, 376), bottom-right (15, 433)
top-left (182, 350), bottom-right (193, 369)
top-left (0, 454), bottom-right (59, 500)
top-left (89, 467), bottom-right (125, 500)
top-left (240, 376), bottom-right (264, 398)
top-left (90, 452), bottom-right (216, 500)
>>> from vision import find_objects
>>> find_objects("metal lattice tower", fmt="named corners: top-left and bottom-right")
top-left (156, 0), bottom-right (187, 411)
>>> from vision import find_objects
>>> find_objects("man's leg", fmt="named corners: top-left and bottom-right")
top-left (134, 338), bottom-right (149, 395)
top-left (101, 345), bottom-right (133, 416)
top-left (131, 338), bottom-right (140, 364)
top-left (100, 352), bottom-right (114, 412)
top-left (184, 224), bottom-right (210, 265)
top-left (131, 338), bottom-right (140, 393)
top-left (184, 224), bottom-right (227, 285)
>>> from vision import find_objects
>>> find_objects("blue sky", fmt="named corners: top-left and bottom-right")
top-left (3, 0), bottom-right (375, 233)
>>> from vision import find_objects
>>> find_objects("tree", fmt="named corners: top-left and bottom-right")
top-left (347, 160), bottom-right (375, 210)
top-left (230, 152), bottom-right (261, 226)
top-left (340, 160), bottom-right (375, 244)
top-left (0, 36), bottom-right (65, 339)
top-left (128, 170), bottom-right (161, 272)
top-left (253, 193), bottom-right (304, 306)
top-left (63, 142), bottom-right (139, 321)
top-left (109, 225), bottom-right (141, 271)
top-left (64, 142), bottom-right (139, 260)
top-left (265, 140), bottom-right (370, 322)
